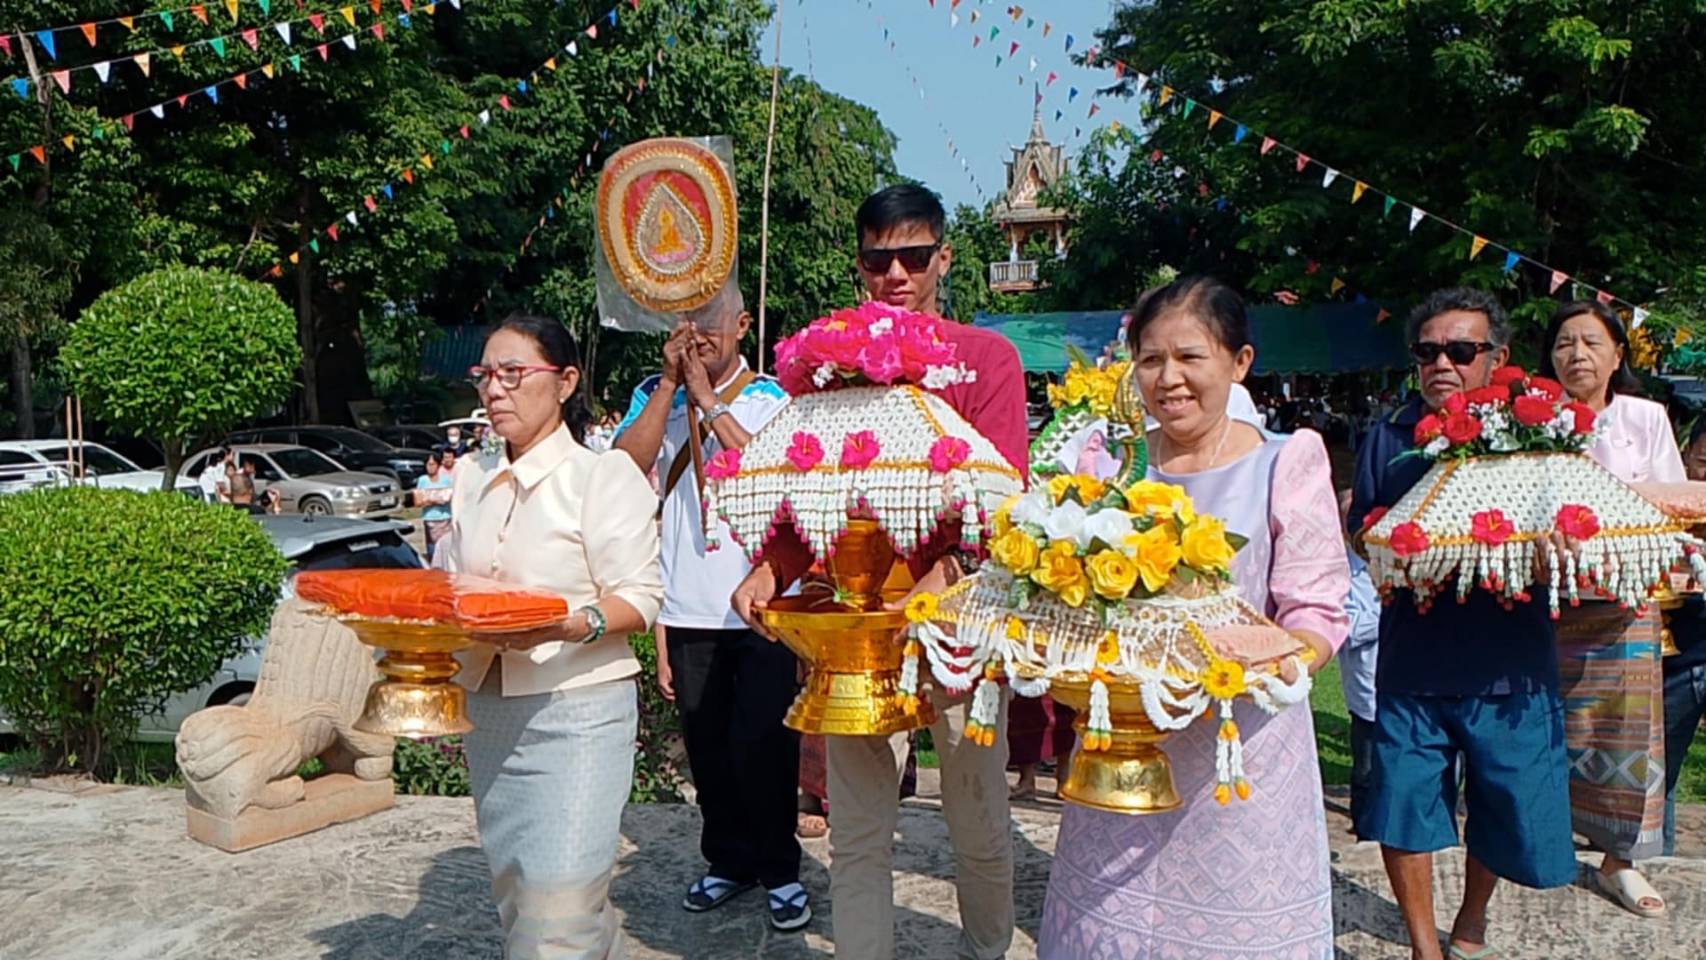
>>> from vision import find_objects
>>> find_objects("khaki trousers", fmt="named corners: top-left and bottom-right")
top-left (826, 684), bottom-right (1014, 959)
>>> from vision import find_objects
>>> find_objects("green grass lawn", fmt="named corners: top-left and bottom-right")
top-left (1311, 659), bottom-right (1706, 804)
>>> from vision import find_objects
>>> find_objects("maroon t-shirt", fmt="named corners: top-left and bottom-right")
top-left (761, 318), bottom-right (1029, 585)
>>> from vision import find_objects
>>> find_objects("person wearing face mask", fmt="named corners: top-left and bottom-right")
top-left (612, 284), bottom-right (808, 932)
top-left (435, 313), bottom-right (663, 959)
top-left (1538, 300), bottom-right (1682, 919)
top-left (1350, 289), bottom-right (1575, 960)
top-left (732, 183), bottom-right (1029, 960)
top-left (1038, 275), bottom-right (1349, 959)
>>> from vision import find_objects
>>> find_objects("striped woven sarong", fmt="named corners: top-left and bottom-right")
top-left (1555, 603), bottom-right (1667, 860)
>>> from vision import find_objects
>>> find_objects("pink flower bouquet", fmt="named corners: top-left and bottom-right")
top-left (773, 301), bottom-right (976, 396)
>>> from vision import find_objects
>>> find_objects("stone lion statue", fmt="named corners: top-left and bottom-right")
top-left (176, 598), bottom-right (394, 820)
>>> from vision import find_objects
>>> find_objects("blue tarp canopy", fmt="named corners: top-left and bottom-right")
top-left (973, 301), bottom-right (1410, 375)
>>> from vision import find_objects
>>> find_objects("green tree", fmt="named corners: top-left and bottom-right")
top-left (58, 266), bottom-right (300, 485)
top-left (0, 486), bottom-right (286, 777)
top-left (1067, 0), bottom-right (1705, 345)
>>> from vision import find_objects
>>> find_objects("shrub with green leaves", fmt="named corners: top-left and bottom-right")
top-left (0, 487), bottom-right (286, 777)
top-left (58, 266), bottom-right (300, 487)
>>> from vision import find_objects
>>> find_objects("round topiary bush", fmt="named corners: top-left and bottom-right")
top-left (0, 487), bottom-right (287, 777)
top-left (58, 265), bottom-right (300, 487)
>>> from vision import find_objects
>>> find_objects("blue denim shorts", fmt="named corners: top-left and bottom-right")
top-left (1355, 688), bottom-right (1576, 889)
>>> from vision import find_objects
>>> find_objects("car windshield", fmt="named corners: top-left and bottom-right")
top-left (269, 447), bottom-right (346, 477)
top-left (38, 444), bottom-right (141, 476)
top-left (316, 428), bottom-right (394, 452)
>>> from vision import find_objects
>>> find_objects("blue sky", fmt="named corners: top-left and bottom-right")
top-left (761, 0), bottom-right (1126, 210)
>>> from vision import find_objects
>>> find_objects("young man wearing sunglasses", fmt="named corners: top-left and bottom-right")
top-left (1348, 288), bottom-right (1575, 960)
top-left (732, 184), bottom-right (1028, 959)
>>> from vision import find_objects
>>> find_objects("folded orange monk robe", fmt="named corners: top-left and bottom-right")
top-left (294, 569), bottom-right (570, 633)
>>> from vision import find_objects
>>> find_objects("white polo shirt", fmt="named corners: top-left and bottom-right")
top-left (616, 359), bottom-right (790, 630)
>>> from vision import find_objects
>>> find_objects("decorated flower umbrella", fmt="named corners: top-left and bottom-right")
top-left (704, 302), bottom-right (1024, 735)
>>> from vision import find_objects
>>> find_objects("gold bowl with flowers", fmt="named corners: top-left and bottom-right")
top-left (760, 520), bottom-right (936, 736)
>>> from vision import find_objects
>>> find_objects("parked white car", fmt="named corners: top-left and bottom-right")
top-left (0, 440), bottom-right (204, 498)
top-left (179, 443), bottom-right (403, 518)
top-left (0, 515), bottom-right (422, 744)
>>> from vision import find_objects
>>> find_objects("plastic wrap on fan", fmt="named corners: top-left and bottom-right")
top-left (595, 136), bottom-right (740, 333)
top-left (294, 569), bottom-right (570, 633)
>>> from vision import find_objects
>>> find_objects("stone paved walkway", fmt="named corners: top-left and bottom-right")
top-left (2, 776), bottom-right (1704, 959)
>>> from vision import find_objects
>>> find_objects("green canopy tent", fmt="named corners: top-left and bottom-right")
top-left (973, 302), bottom-right (1411, 375)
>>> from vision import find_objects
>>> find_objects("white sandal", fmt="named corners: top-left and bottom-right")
top-left (1592, 867), bottom-right (1667, 919)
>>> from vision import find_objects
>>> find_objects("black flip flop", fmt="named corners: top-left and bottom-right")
top-left (682, 875), bottom-right (756, 913)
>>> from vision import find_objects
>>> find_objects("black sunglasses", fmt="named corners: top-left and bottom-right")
top-left (1410, 340), bottom-right (1495, 365)
top-left (857, 243), bottom-right (939, 274)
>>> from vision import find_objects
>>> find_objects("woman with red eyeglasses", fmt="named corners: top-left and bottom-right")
top-left (438, 313), bottom-right (663, 958)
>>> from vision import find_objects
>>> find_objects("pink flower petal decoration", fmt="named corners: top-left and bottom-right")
top-left (928, 435), bottom-right (970, 473)
top-left (786, 432), bottom-right (825, 472)
top-left (706, 448), bottom-right (742, 480)
top-left (840, 430), bottom-right (882, 470)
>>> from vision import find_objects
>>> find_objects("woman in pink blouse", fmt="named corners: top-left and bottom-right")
top-left (1540, 300), bottom-right (1682, 920)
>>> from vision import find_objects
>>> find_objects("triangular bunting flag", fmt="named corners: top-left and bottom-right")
top-left (370, 0), bottom-right (382, 15)
top-left (225, 0), bottom-right (239, 23)
top-left (1028, 56), bottom-right (1036, 72)
top-left (1408, 207), bottom-right (1426, 232)
top-left (498, 95), bottom-right (511, 110)
top-left (364, 195), bottom-right (377, 212)
top-left (459, 124), bottom-right (470, 138)
top-left (1595, 289), bottom-right (1614, 305)
top-left (206, 85), bottom-right (220, 103)
top-left (1182, 99), bottom-right (1196, 119)
top-left (119, 17), bottom-right (135, 31)
top-left (234, 73), bottom-right (247, 89)
top-left (242, 29), bottom-right (259, 50)
top-left (1054, 109), bottom-right (1062, 122)
top-left (1383, 196), bottom-right (1397, 218)
top-left (289, 252), bottom-right (300, 264)
top-left (478, 109), bottom-right (490, 124)
top-left (259, 0), bottom-right (271, 13)
top-left (150, 103), bottom-right (165, 118)
top-left (586, 24), bottom-right (598, 39)
top-left (161, 11), bottom-right (175, 31)
top-left (310, 13), bottom-right (324, 32)
top-left (340, 7), bottom-right (356, 26)
top-left (398, 13), bottom-right (410, 27)
top-left (1352, 181), bottom-right (1367, 203)
top-left (346, 210), bottom-right (359, 226)
top-left (1009, 41), bottom-right (1019, 56)
top-left (309, 238), bottom-right (319, 253)
top-left (1260, 137), bottom-right (1276, 155)
top-left (545, 57), bottom-right (557, 70)
top-left (61, 134), bottom-right (75, 152)
top-left (382, 183), bottom-right (393, 198)
top-left (209, 37), bottom-right (226, 58)
top-left (1331, 278), bottom-right (1346, 295)
top-left (9, 79), bottom-right (25, 99)
top-left (176, 93), bottom-right (188, 107)
top-left (122, 114), bottom-right (135, 130)
top-left (1549, 270), bottom-right (1568, 293)
top-left (191, 5), bottom-right (208, 25)
top-left (1503, 251), bottom-right (1520, 273)
top-left (80, 23), bottom-right (97, 46)
top-left (566, 40), bottom-right (578, 55)
top-left (1632, 307), bottom-right (1649, 329)
top-left (372, 23), bottom-right (385, 40)
top-left (608, 8), bottom-right (617, 25)
top-left (7, 156), bottom-right (19, 173)
top-left (341, 35), bottom-right (356, 50)
top-left (440, 139), bottom-right (450, 155)
top-left (402, 0), bottom-right (412, 10)
top-left (134, 52), bottom-right (151, 76)
top-left (1207, 109), bottom-right (1222, 128)
top-left (1158, 85), bottom-right (1173, 106)
top-left (50, 70), bottom-right (70, 94)
top-left (1376, 308), bottom-right (1391, 324)
top-left (1088, 103), bottom-right (1100, 118)
top-left (36, 30), bottom-right (57, 61)
top-left (261, 62), bottom-right (274, 78)
top-left (401, 168), bottom-right (414, 184)
top-left (1064, 33), bottom-right (1073, 52)
top-left (327, 224), bottom-right (339, 242)
top-left (1294, 154), bottom-right (1309, 173)
top-left (316, 44), bottom-right (328, 60)
top-left (288, 54), bottom-right (301, 70)
top-left (268, 265), bottom-right (283, 278)
top-left (0, 35), bottom-right (10, 57)
top-left (94, 61), bottom-right (111, 83)
top-left (28, 145), bottom-right (46, 164)
top-left (1068, 86), bottom-right (1078, 102)
top-left (1469, 236), bottom-right (1489, 260)
top-left (1321, 168), bottom-right (1338, 188)
top-left (1233, 125), bottom-right (1247, 144)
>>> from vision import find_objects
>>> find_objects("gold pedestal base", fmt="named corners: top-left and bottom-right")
top-left (762, 593), bottom-right (933, 737)
top-left (1050, 677), bottom-right (1182, 815)
top-left (346, 621), bottom-right (475, 739)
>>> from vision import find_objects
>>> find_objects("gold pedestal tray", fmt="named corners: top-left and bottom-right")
top-left (763, 594), bottom-right (935, 736)
top-left (1048, 675), bottom-right (1182, 815)
top-left (347, 620), bottom-right (474, 739)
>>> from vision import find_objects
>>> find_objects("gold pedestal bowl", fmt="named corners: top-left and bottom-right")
top-left (759, 519), bottom-right (934, 737)
top-left (1047, 674), bottom-right (1182, 815)
top-left (347, 620), bottom-right (475, 738)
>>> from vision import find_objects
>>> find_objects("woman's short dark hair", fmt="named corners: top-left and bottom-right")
top-left (489, 312), bottom-right (592, 444)
top-left (855, 184), bottom-right (946, 245)
top-left (1537, 300), bottom-right (1643, 402)
top-left (1124, 275), bottom-right (1249, 355)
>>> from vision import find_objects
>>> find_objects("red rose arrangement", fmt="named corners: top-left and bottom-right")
top-left (1409, 366), bottom-right (1597, 460)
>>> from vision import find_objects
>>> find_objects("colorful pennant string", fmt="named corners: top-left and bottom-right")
top-left (260, 0), bottom-right (648, 279)
top-left (3, 1), bottom-right (465, 179)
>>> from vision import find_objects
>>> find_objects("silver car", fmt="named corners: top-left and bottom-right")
top-left (0, 515), bottom-right (423, 744)
top-left (180, 443), bottom-right (402, 518)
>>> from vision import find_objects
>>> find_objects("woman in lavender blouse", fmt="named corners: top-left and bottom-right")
top-left (1040, 276), bottom-right (1349, 959)
top-left (1540, 300), bottom-right (1683, 920)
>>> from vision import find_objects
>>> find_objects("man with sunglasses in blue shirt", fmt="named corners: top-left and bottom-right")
top-left (1349, 288), bottom-right (1575, 960)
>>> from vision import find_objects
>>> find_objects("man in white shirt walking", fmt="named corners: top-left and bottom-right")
top-left (613, 283), bottom-right (807, 931)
